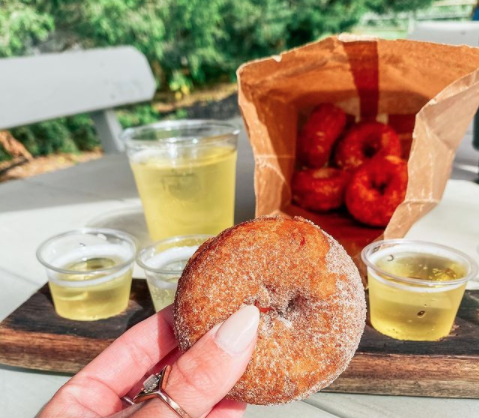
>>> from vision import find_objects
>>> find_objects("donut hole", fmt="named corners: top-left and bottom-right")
top-left (372, 180), bottom-right (388, 195)
top-left (252, 286), bottom-right (306, 321)
top-left (362, 137), bottom-right (379, 158)
top-left (286, 294), bottom-right (306, 314)
top-left (247, 277), bottom-right (315, 337)
top-left (371, 169), bottom-right (396, 195)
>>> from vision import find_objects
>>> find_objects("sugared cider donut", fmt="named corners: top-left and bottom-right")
top-left (334, 121), bottom-right (401, 170)
top-left (292, 168), bottom-right (351, 212)
top-left (174, 216), bottom-right (366, 405)
top-left (297, 103), bottom-right (347, 168)
top-left (345, 155), bottom-right (408, 227)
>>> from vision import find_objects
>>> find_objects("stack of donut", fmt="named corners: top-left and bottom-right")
top-left (293, 104), bottom-right (408, 227)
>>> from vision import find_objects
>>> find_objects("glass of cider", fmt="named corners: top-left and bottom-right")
top-left (137, 235), bottom-right (211, 312)
top-left (362, 240), bottom-right (478, 341)
top-left (122, 120), bottom-right (239, 241)
top-left (37, 228), bottom-right (137, 321)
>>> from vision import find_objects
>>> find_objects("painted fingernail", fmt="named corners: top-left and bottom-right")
top-left (215, 305), bottom-right (260, 356)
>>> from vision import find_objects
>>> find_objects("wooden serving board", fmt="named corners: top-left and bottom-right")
top-left (327, 289), bottom-right (479, 398)
top-left (0, 281), bottom-right (478, 398)
top-left (0, 280), bottom-right (155, 373)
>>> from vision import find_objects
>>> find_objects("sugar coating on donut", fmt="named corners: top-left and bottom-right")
top-left (292, 168), bottom-right (351, 212)
top-left (334, 121), bottom-right (402, 170)
top-left (174, 216), bottom-right (366, 405)
top-left (345, 155), bottom-right (408, 227)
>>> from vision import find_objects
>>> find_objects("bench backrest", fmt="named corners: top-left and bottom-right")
top-left (0, 46), bottom-right (156, 152)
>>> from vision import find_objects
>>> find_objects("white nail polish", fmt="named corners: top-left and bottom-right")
top-left (215, 305), bottom-right (260, 356)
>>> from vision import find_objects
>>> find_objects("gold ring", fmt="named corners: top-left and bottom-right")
top-left (131, 365), bottom-right (192, 418)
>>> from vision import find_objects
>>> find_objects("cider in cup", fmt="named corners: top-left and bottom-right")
top-left (137, 235), bottom-right (211, 311)
top-left (122, 120), bottom-right (238, 241)
top-left (37, 229), bottom-right (137, 321)
top-left (362, 240), bottom-right (478, 341)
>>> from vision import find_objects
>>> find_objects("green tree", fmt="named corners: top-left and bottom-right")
top-left (366, 0), bottom-right (434, 14)
top-left (0, 0), bottom-right (435, 160)
top-left (0, 0), bottom-right (435, 90)
top-left (0, 2), bottom-right (54, 57)
top-left (160, 0), bottom-right (225, 89)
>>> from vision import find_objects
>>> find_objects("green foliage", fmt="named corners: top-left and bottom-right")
top-left (211, 0), bottom-right (290, 77)
top-left (0, 145), bottom-right (12, 162)
top-left (0, 0), bottom-right (435, 91)
top-left (116, 104), bottom-right (160, 128)
top-left (366, 0), bottom-right (435, 14)
top-left (173, 108), bottom-right (188, 120)
top-left (12, 119), bottom-right (78, 156)
top-left (168, 71), bottom-right (194, 97)
top-left (0, 2), bottom-right (54, 57)
top-left (10, 115), bottom-right (98, 157)
top-left (8, 105), bottom-right (160, 158)
top-left (64, 115), bottom-right (98, 151)
top-left (52, 1), bottom-right (166, 82)
top-left (160, 0), bottom-right (225, 86)
top-left (0, 0), bottom-right (435, 161)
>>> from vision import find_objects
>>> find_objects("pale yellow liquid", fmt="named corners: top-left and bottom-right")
top-left (369, 251), bottom-right (467, 341)
top-left (131, 146), bottom-right (237, 241)
top-left (147, 277), bottom-right (178, 312)
top-left (49, 257), bottom-right (133, 321)
top-left (145, 254), bottom-right (193, 312)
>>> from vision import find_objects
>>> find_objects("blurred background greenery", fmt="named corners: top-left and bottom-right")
top-left (0, 0), bottom-right (475, 161)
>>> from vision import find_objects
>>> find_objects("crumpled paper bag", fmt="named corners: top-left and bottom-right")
top-left (238, 34), bottom-right (479, 263)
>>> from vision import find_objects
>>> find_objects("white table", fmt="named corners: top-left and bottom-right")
top-left (1, 117), bottom-right (479, 418)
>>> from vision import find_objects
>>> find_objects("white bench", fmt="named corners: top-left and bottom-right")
top-left (0, 46), bottom-right (156, 153)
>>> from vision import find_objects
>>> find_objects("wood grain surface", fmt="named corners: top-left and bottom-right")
top-left (0, 281), bottom-right (478, 398)
top-left (0, 280), bottom-right (154, 372)
top-left (325, 290), bottom-right (479, 398)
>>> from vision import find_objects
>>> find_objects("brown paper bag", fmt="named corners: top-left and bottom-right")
top-left (237, 35), bottom-right (479, 266)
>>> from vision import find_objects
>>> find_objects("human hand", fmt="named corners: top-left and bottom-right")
top-left (37, 305), bottom-right (260, 418)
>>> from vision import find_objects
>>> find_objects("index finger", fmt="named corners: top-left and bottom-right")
top-left (48, 306), bottom-right (177, 417)
top-left (80, 304), bottom-right (177, 390)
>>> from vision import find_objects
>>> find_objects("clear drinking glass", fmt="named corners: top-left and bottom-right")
top-left (362, 239), bottom-right (478, 341)
top-left (137, 235), bottom-right (212, 311)
top-left (122, 120), bottom-right (239, 241)
top-left (37, 228), bottom-right (137, 321)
